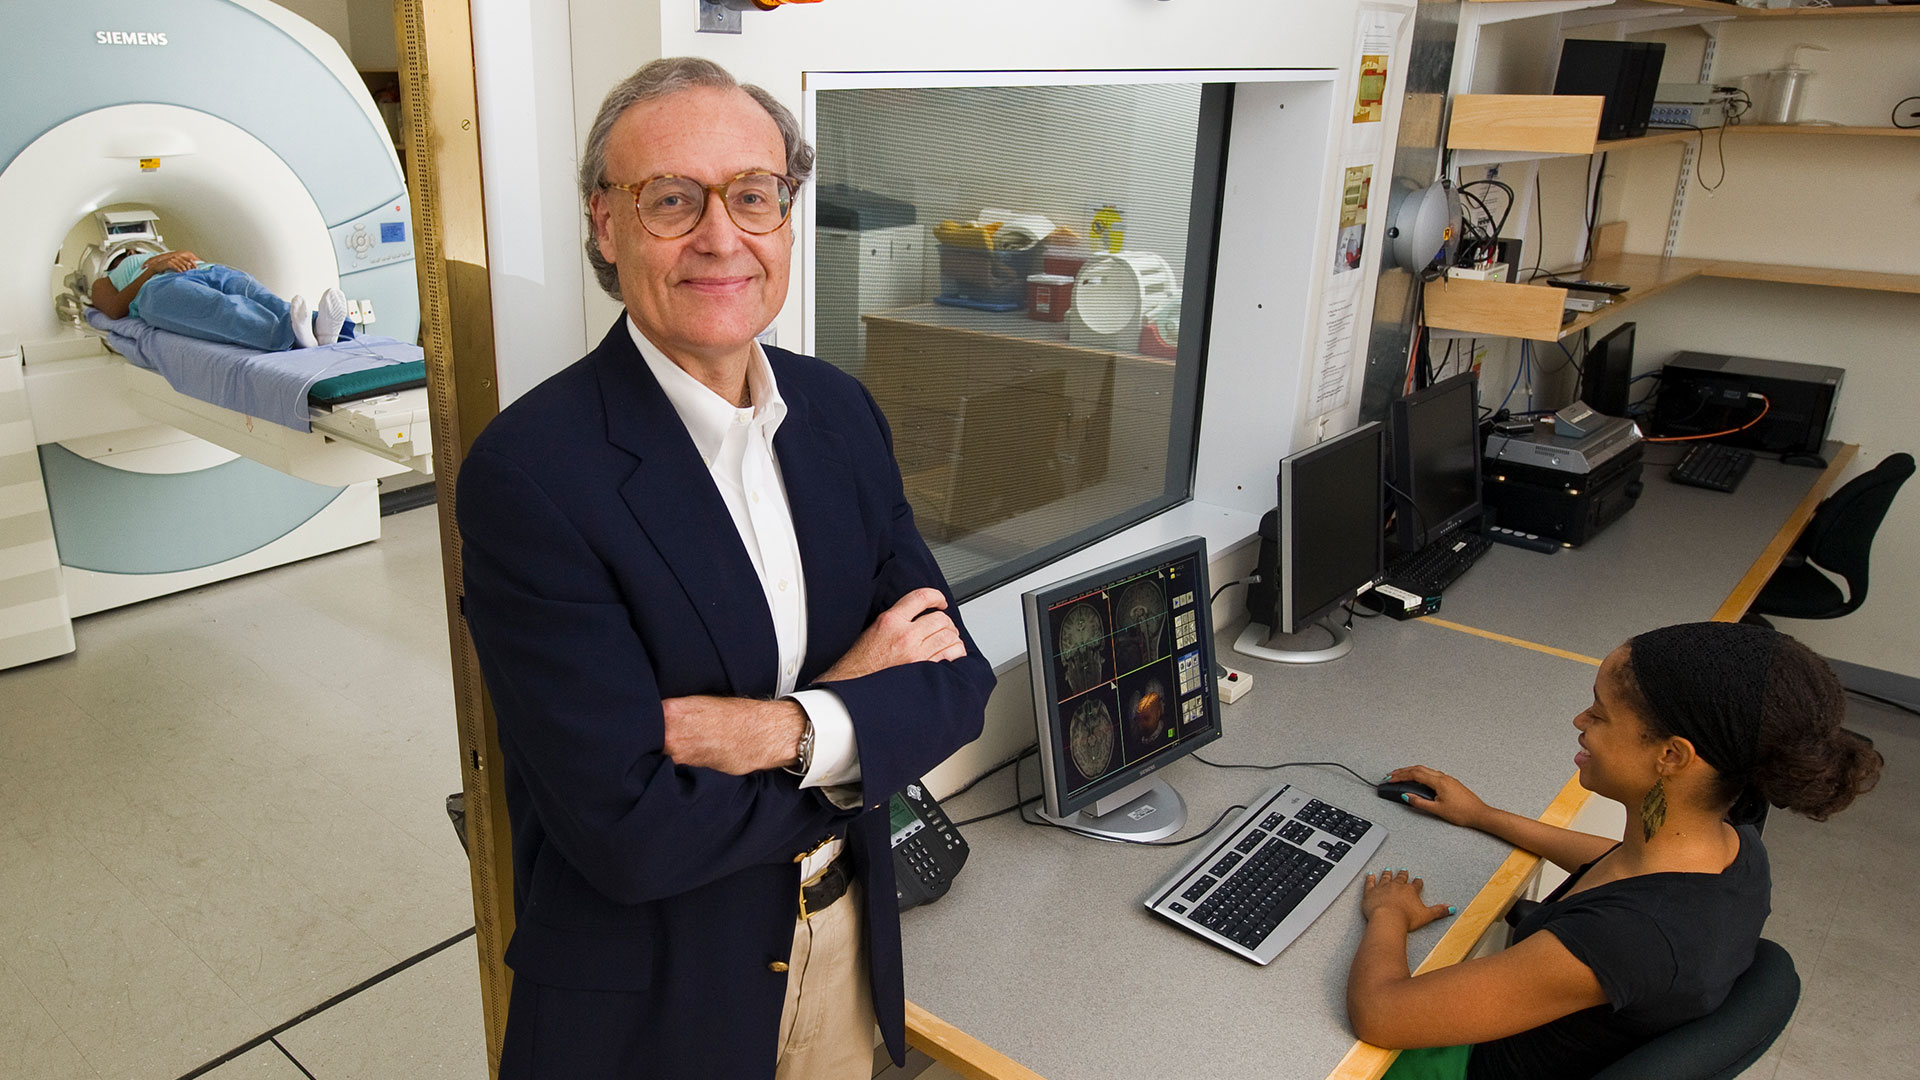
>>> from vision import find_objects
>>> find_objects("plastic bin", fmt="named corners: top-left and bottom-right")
top-left (1026, 274), bottom-right (1075, 322)
top-left (936, 243), bottom-right (1039, 312)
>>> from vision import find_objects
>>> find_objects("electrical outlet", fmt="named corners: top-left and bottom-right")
top-left (697, 0), bottom-right (741, 34)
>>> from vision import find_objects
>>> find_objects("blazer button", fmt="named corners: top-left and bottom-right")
top-left (769, 960), bottom-right (790, 973)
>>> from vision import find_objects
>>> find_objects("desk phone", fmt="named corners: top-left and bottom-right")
top-left (890, 780), bottom-right (968, 910)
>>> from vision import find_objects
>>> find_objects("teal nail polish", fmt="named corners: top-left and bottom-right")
top-left (1401, 793), bottom-right (1411, 803)
top-left (1448, 906), bottom-right (1458, 915)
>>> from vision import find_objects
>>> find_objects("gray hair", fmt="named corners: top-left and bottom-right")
top-left (579, 56), bottom-right (815, 299)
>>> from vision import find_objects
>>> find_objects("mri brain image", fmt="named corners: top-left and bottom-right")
top-left (1128, 678), bottom-right (1169, 743)
top-left (1057, 603), bottom-right (1108, 694)
top-left (1067, 697), bottom-right (1117, 780)
top-left (1113, 579), bottom-right (1168, 671)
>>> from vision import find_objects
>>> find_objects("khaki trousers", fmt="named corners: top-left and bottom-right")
top-left (774, 878), bottom-right (878, 1080)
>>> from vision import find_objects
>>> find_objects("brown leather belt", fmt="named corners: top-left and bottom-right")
top-left (799, 858), bottom-right (851, 921)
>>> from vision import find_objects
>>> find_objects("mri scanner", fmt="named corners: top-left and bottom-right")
top-left (0, 0), bottom-right (432, 669)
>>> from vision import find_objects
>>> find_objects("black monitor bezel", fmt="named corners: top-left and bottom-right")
top-left (1389, 372), bottom-right (1485, 552)
top-left (1022, 536), bottom-right (1223, 821)
top-left (1278, 422), bottom-right (1385, 634)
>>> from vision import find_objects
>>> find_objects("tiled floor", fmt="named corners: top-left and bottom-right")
top-left (0, 503), bottom-right (1913, 1078)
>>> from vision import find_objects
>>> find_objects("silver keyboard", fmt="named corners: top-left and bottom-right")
top-left (1145, 781), bottom-right (1384, 964)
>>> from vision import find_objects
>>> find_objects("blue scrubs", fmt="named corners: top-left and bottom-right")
top-left (111, 255), bottom-right (299, 352)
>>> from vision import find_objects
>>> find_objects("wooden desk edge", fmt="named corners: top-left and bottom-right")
top-left (1710, 444), bottom-right (1858, 624)
top-left (907, 1000), bottom-right (1047, 1080)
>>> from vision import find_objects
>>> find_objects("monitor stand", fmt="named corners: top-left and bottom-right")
top-left (1233, 617), bottom-right (1352, 664)
top-left (1037, 775), bottom-right (1187, 842)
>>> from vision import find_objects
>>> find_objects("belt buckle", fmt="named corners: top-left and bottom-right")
top-left (796, 837), bottom-right (834, 921)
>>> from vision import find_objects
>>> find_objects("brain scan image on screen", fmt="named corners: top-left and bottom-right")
top-left (1055, 602), bottom-right (1109, 695)
top-left (1113, 578), bottom-right (1168, 674)
top-left (1067, 696), bottom-right (1117, 781)
top-left (1127, 678), bottom-right (1169, 743)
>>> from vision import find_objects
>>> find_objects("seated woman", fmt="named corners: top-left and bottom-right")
top-left (1349, 620), bottom-right (1881, 1080)
top-left (90, 248), bottom-right (349, 352)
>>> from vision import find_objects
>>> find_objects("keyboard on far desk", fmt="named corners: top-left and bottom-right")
top-left (1670, 442), bottom-right (1756, 493)
top-left (1380, 530), bottom-right (1493, 598)
top-left (1145, 782), bottom-right (1385, 965)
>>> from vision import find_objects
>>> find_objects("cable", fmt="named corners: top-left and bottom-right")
top-left (1191, 756), bottom-right (1379, 789)
top-left (1211, 577), bottom-right (1253, 604)
top-left (1892, 95), bottom-right (1920, 131)
top-left (951, 795), bottom-right (1041, 828)
top-left (1384, 478), bottom-right (1430, 549)
top-left (1648, 124), bottom-right (1728, 193)
top-left (1643, 393), bottom-right (1771, 443)
top-left (944, 746), bottom-right (1038, 806)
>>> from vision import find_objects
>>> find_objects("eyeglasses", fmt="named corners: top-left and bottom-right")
top-left (601, 170), bottom-right (798, 239)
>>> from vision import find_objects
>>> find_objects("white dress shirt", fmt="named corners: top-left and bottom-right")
top-left (629, 320), bottom-right (862, 840)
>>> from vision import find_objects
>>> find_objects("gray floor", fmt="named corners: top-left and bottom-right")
top-left (0, 504), bottom-right (1912, 1078)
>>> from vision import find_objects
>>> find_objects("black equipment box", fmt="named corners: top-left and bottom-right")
top-left (1554, 40), bottom-right (1666, 140)
top-left (1650, 352), bottom-right (1842, 457)
top-left (1483, 415), bottom-right (1645, 546)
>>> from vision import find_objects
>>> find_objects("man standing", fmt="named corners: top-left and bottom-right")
top-left (457, 57), bottom-right (994, 1079)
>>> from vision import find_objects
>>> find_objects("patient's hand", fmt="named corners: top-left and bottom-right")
top-left (148, 251), bottom-right (200, 274)
top-left (818, 587), bottom-right (965, 683)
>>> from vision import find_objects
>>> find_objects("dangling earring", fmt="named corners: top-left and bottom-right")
top-left (1640, 777), bottom-right (1668, 842)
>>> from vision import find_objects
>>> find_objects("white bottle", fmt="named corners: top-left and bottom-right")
top-left (1761, 44), bottom-right (1828, 126)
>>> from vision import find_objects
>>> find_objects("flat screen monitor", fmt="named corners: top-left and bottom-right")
top-left (1389, 372), bottom-right (1484, 553)
top-left (1581, 321), bottom-right (1636, 417)
top-left (1237, 423), bottom-right (1384, 664)
top-left (1023, 536), bottom-right (1221, 841)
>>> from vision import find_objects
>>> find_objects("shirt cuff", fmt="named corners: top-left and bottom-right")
top-left (788, 689), bottom-right (862, 808)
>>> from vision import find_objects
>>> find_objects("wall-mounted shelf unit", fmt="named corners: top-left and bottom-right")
top-left (1446, 93), bottom-right (1605, 165)
top-left (1472, 0), bottom-right (1920, 20)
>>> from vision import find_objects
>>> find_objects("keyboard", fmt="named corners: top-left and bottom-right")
top-left (1145, 782), bottom-right (1384, 964)
top-left (1380, 530), bottom-right (1492, 597)
top-left (1670, 442), bottom-right (1756, 493)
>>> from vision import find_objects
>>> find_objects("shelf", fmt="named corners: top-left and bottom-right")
top-left (1426, 252), bottom-right (1920, 341)
top-left (1471, 0), bottom-right (1920, 17)
top-left (1447, 94), bottom-right (1604, 156)
top-left (1598, 124), bottom-right (1920, 151)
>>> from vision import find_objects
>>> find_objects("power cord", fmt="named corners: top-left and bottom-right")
top-left (1011, 754), bottom-right (1249, 847)
top-left (1893, 96), bottom-right (1920, 131)
top-left (1643, 393), bottom-right (1771, 443)
top-left (1192, 756), bottom-right (1379, 790)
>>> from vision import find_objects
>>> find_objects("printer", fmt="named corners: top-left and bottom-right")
top-left (1483, 403), bottom-right (1645, 546)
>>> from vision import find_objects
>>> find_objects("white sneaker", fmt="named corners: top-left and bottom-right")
top-left (289, 295), bottom-right (317, 349)
top-left (315, 287), bottom-right (348, 345)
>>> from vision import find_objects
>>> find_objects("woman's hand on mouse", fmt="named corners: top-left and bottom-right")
top-left (1388, 765), bottom-right (1492, 829)
top-left (1361, 868), bottom-right (1454, 932)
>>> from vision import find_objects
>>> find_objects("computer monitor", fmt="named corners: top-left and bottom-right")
top-left (1581, 321), bottom-right (1637, 417)
top-left (1389, 372), bottom-right (1485, 552)
top-left (1236, 422), bottom-right (1385, 665)
top-left (1023, 536), bottom-right (1222, 841)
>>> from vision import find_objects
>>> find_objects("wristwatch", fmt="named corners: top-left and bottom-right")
top-left (787, 714), bottom-right (815, 777)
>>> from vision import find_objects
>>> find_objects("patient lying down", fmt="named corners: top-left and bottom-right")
top-left (90, 249), bottom-right (351, 353)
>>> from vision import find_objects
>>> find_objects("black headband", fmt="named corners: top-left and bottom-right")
top-left (1627, 621), bottom-right (1780, 780)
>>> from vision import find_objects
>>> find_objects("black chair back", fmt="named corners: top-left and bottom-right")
top-left (1797, 453), bottom-right (1914, 616)
top-left (1591, 938), bottom-right (1800, 1080)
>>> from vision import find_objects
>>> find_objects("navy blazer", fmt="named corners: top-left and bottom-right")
top-left (457, 319), bottom-right (994, 1077)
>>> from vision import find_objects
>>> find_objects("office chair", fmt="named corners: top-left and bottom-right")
top-left (1747, 453), bottom-right (1915, 622)
top-left (1591, 938), bottom-right (1800, 1080)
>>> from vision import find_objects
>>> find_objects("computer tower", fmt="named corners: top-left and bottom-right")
top-left (1554, 41), bottom-right (1667, 140)
top-left (1650, 352), bottom-right (1844, 456)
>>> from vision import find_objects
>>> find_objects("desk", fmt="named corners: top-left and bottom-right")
top-left (900, 447), bottom-right (1853, 1080)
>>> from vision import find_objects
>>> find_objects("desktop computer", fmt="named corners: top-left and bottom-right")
top-left (1023, 536), bottom-right (1223, 841)
top-left (1650, 351), bottom-right (1844, 458)
top-left (1238, 422), bottom-right (1385, 664)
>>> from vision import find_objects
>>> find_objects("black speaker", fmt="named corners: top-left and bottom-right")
top-left (1554, 40), bottom-right (1667, 139)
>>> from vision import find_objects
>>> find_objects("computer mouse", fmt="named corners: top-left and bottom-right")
top-left (1377, 779), bottom-right (1437, 804)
